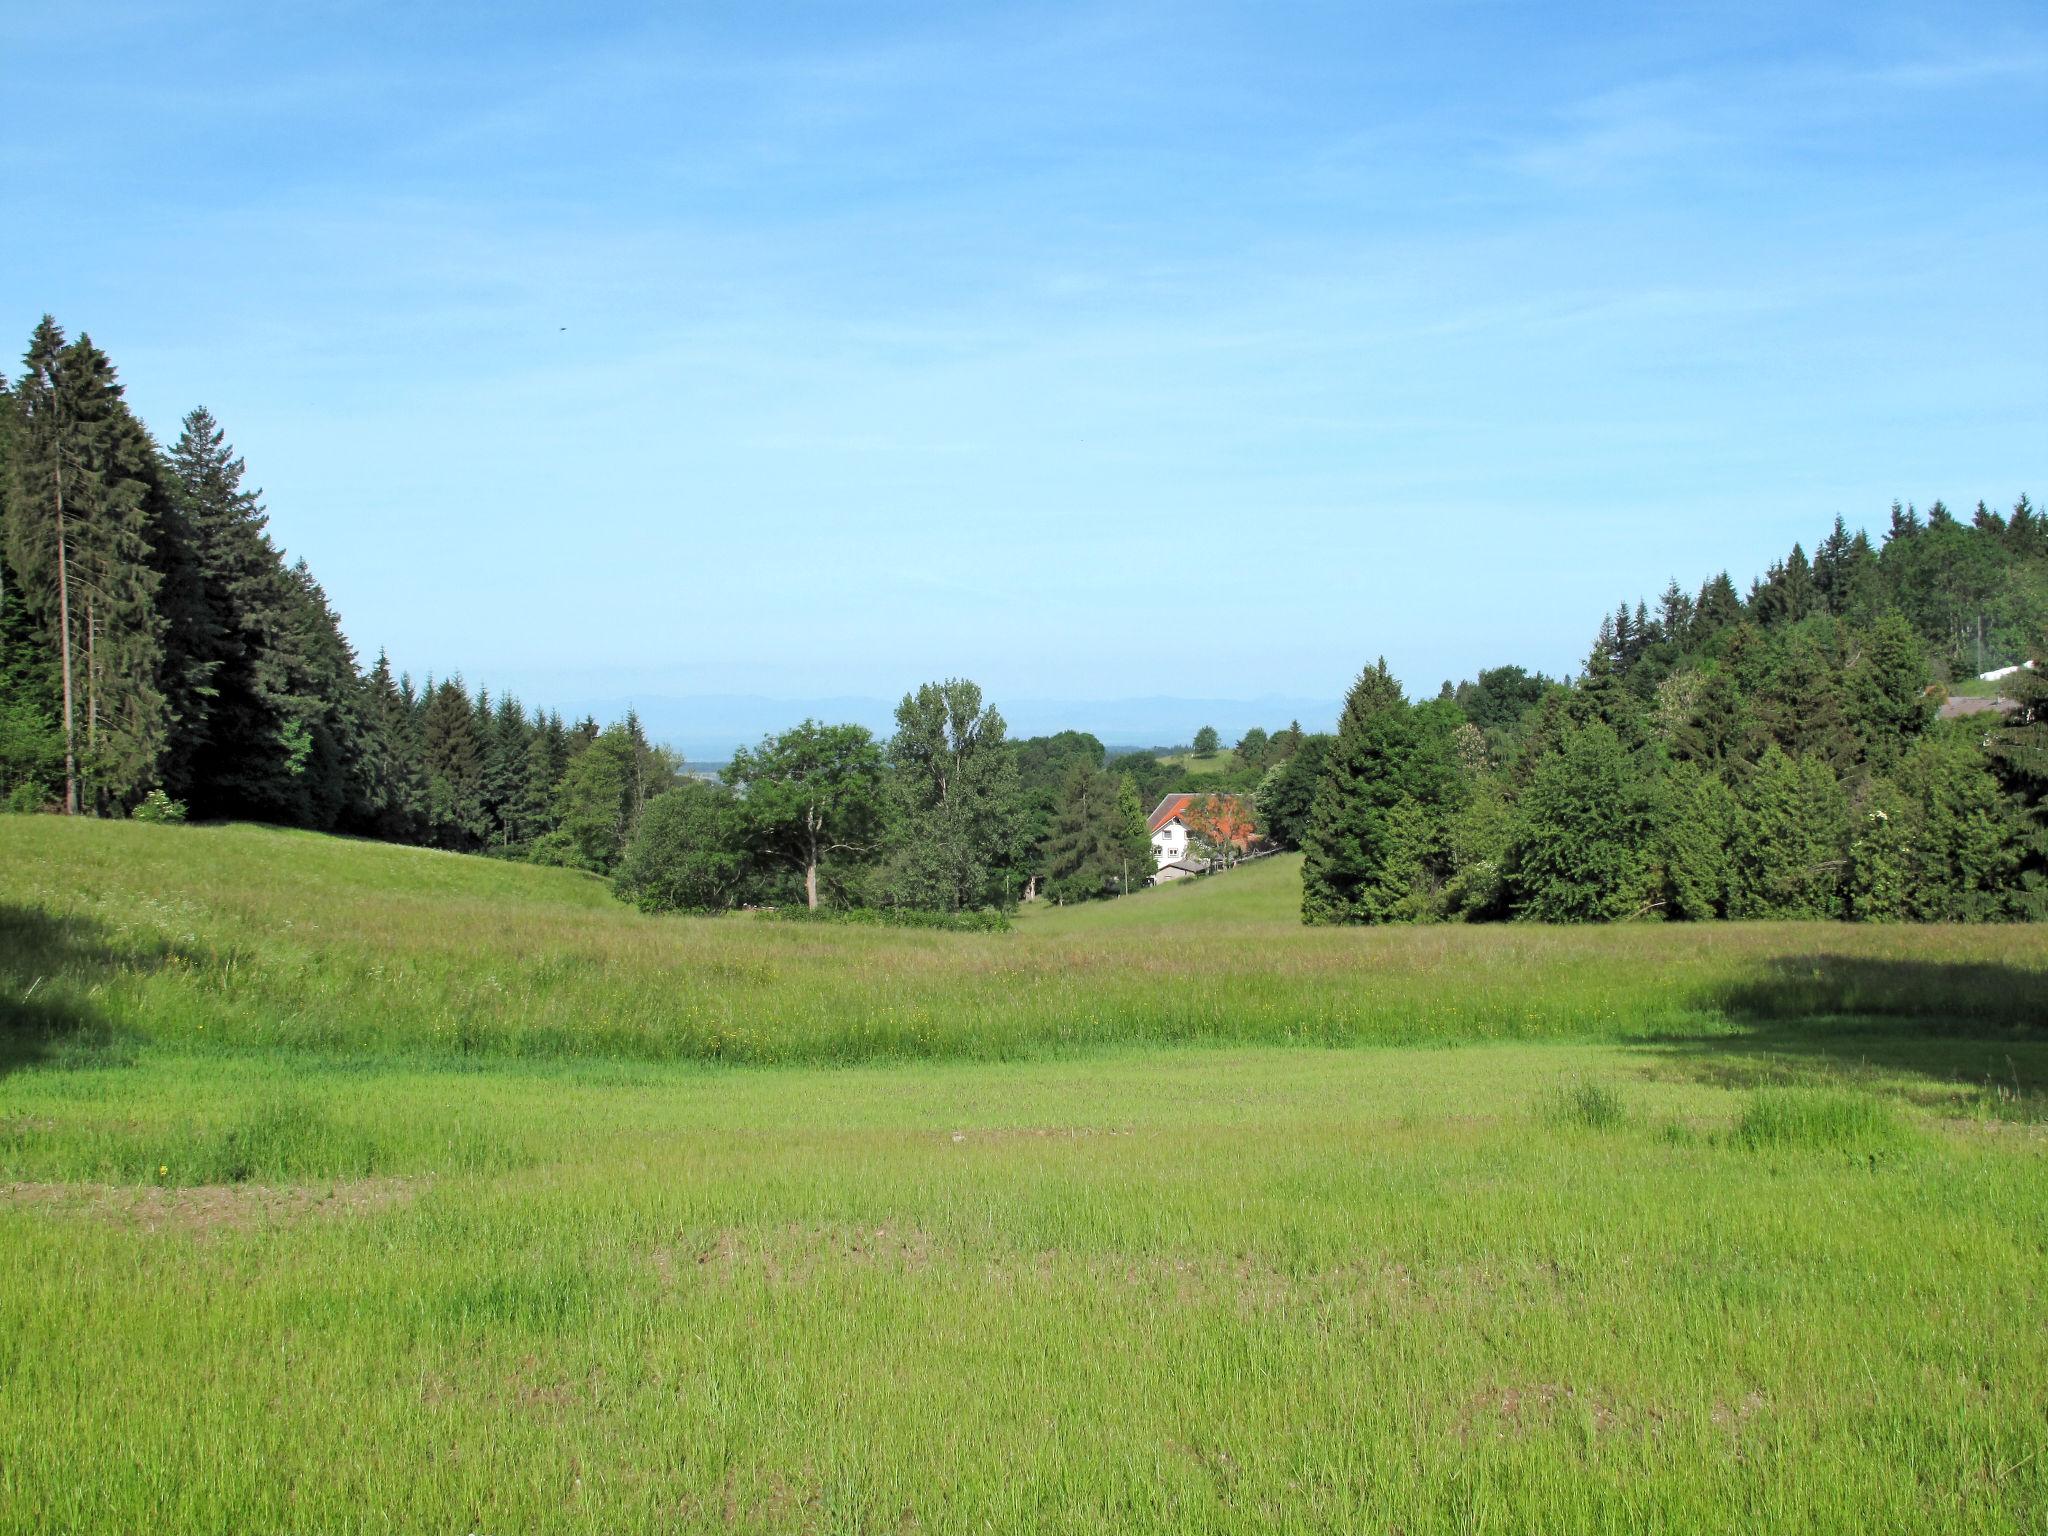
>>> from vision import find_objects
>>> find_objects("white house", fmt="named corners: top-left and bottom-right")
top-left (1980, 660), bottom-right (2039, 683)
top-left (1148, 793), bottom-right (1197, 869)
top-left (1147, 792), bottom-right (1258, 882)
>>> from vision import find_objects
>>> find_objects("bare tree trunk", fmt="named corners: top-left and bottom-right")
top-left (52, 450), bottom-right (78, 816)
top-left (805, 859), bottom-right (818, 910)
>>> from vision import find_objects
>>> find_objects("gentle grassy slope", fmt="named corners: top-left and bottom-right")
top-left (4, 819), bottom-right (2046, 1531)
top-left (7, 818), bottom-right (2044, 1068)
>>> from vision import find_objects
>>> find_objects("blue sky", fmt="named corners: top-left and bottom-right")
top-left (5, 0), bottom-right (2043, 726)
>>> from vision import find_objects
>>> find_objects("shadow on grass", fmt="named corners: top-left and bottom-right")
top-left (0, 905), bottom-right (140, 1076)
top-left (1646, 955), bottom-right (2048, 1112)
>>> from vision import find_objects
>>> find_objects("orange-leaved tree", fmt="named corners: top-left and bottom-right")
top-left (1183, 793), bottom-right (1258, 869)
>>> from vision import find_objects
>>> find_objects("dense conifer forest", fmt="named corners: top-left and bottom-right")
top-left (2, 316), bottom-right (2042, 921)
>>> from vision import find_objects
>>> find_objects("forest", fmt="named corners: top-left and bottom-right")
top-left (2, 315), bottom-right (2043, 923)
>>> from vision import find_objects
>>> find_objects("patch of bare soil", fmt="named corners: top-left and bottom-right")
top-left (0, 1176), bottom-right (417, 1234)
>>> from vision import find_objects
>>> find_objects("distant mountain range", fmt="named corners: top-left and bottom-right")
top-left (544, 694), bottom-right (1340, 761)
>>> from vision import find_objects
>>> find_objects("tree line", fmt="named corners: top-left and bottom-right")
top-left (3, 315), bottom-right (2041, 922)
top-left (1291, 506), bottom-right (2048, 923)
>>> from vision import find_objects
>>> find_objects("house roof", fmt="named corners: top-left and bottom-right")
top-left (1147, 793), bottom-right (1197, 833)
top-left (1148, 791), bottom-right (1257, 838)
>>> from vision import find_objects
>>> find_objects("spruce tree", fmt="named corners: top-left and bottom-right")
top-left (1301, 660), bottom-right (1457, 923)
top-left (518, 711), bottom-right (570, 841)
top-left (1849, 613), bottom-right (1934, 772)
top-left (1728, 748), bottom-right (1847, 918)
top-left (420, 677), bottom-right (487, 848)
top-left (1044, 763), bottom-right (1123, 902)
top-left (484, 693), bottom-right (533, 848)
top-left (1986, 642), bottom-right (2048, 914)
top-left (1500, 722), bottom-right (1660, 921)
top-left (4, 321), bottom-right (175, 811)
top-left (1113, 774), bottom-right (1150, 895)
top-left (1660, 759), bottom-right (1735, 920)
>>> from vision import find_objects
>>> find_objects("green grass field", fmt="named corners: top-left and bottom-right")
top-left (1151, 749), bottom-right (1242, 778)
top-left (3, 819), bottom-right (2046, 1531)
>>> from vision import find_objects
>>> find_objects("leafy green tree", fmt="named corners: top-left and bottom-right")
top-left (726, 720), bottom-right (886, 909)
top-left (1454, 665), bottom-right (1553, 733)
top-left (1440, 771), bottom-right (1513, 919)
top-left (530, 722), bottom-right (639, 872)
top-left (1235, 726), bottom-right (1270, 773)
top-left (1192, 724), bottom-right (1220, 758)
top-left (881, 679), bottom-right (1024, 911)
top-left (1254, 734), bottom-right (1327, 851)
top-left (615, 780), bottom-right (753, 912)
top-left (1501, 723), bottom-right (1661, 921)
top-left (1849, 612), bottom-right (1934, 770)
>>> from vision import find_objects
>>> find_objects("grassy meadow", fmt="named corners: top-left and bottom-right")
top-left (3, 817), bottom-right (2046, 1531)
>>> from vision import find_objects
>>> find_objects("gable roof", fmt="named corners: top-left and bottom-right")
top-left (1149, 791), bottom-right (1259, 836)
top-left (1148, 793), bottom-right (1197, 833)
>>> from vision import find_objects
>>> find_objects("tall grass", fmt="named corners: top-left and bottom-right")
top-left (6, 818), bottom-right (2043, 1067)
top-left (3, 1043), bottom-right (2044, 1531)
top-left (1734, 1087), bottom-right (1912, 1153)
top-left (4, 820), bottom-right (2047, 1529)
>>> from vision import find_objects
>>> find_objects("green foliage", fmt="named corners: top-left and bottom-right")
top-left (1986, 647), bottom-right (2048, 914)
top-left (130, 789), bottom-right (186, 824)
top-left (1254, 732), bottom-right (1329, 850)
top-left (1191, 724), bottom-right (1220, 757)
top-left (614, 779), bottom-right (752, 913)
top-left (770, 903), bottom-right (1010, 932)
top-left (1888, 733), bottom-right (2027, 921)
top-left (530, 723), bottom-right (654, 875)
top-left (1302, 661), bottom-right (1462, 924)
top-left (1043, 763), bottom-right (1144, 902)
top-left (1234, 725), bottom-right (1270, 771)
top-left (877, 679), bottom-right (1024, 912)
top-left (1502, 723), bottom-right (1660, 922)
top-left (1660, 759), bottom-right (1736, 920)
top-left (726, 720), bottom-right (886, 909)
top-left (1727, 747), bottom-right (1848, 919)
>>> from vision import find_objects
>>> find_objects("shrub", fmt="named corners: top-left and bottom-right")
top-left (771, 905), bottom-right (1010, 933)
top-left (614, 780), bottom-right (752, 913)
top-left (131, 789), bottom-right (188, 824)
top-left (3, 782), bottom-right (48, 814)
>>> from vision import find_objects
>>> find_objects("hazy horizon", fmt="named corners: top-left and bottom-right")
top-left (7, 1), bottom-right (2042, 711)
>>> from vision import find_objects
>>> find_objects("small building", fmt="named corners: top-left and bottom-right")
top-left (1148, 792), bottom-right (1258, 874)
top-left (1151, 855), bottom-right (1212, 884)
